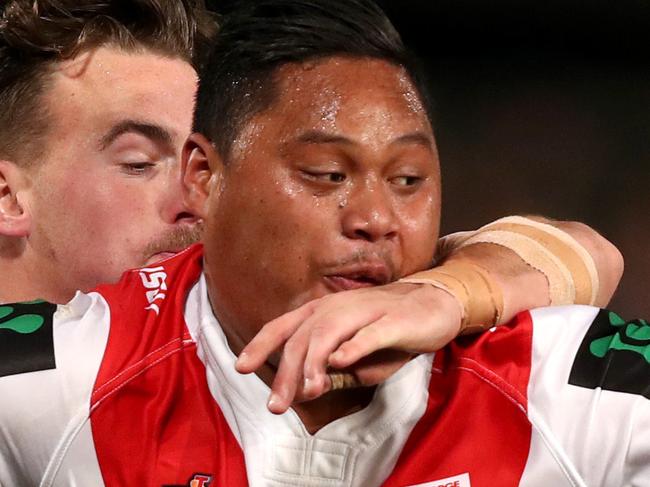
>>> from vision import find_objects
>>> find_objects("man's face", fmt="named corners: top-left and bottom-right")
top-left (22, 47), bottom-right (198, 299)
top-left (198, 57), bottom-right (441, 350)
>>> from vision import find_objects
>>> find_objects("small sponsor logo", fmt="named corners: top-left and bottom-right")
top-left (407, 472), bottom-right (471, 487)
top-left (0, 300), bottom-right (57, 377)
top-left (589, 311), bottom-right (650, 363)
top-left (189, 474), bottom-right (212, 487)
top-left (570, 309), bottom-right (650, 398)
top-left (163, 473), bottom-right (212, 487)
top-left (139, 266), bottom-right (168, 315)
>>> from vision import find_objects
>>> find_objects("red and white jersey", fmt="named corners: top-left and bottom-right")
top-left (1, 244), bottom-right (649, 487)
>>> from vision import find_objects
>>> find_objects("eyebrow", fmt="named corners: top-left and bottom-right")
top-left (294, 130), bottom-right (355, 146)
top-left (391, 132), bottom-right (435, 151)
top-left (99, 120), bottom-right (174, 151)
top-left (293, 129), bottom-right (434, 151)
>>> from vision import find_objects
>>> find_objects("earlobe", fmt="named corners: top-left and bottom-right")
top-left (0, 160), bottom-right (31, 238)
top-left (181, 133), bottom-right (223, 219)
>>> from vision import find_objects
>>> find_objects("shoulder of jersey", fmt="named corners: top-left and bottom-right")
top-left (0, 299), bottom-right (58, 378)
top-left (568, 307), bottom-right (650, 399)
top-left (94, 243), bottom-right (204, 301)
top-left (0, 245), bottom-right (205, 379)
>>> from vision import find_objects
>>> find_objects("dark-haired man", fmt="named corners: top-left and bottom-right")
top-left (0, 0), bottom-right (622, 399)
top-left (0, 1), bottom-right (641, 486)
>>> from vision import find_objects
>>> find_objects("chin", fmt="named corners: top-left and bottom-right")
top-left (285, 284), bottom-right (331, 313)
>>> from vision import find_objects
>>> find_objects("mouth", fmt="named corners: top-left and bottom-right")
top-left (323, 263), bottom-right (392, 292)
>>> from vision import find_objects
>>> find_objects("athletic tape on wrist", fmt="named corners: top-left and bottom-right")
top-left (400, 260), bottom-right (504, 334)
top-left (458, 216), bottom-right (599, 305)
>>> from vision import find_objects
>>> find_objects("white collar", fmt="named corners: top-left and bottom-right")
top-left (185, 273), bottom-right (434, 487)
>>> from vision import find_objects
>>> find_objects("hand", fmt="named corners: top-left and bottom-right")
top-left (235, 281), bottom-right (463, 414)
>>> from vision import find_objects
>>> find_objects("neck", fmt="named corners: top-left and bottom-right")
top-left (215, 313), bottom-right (375, 434)
top-left (204, 268), bottom-right (377, 434)
top-left (248, 353), bottom-right (375, 434)
top-left (0, 237), bottom-right (69, 304)
top-left (292, 388), bottom-right (375, 434)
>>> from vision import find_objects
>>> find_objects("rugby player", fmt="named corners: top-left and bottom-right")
top-left (0, 2), bottom-right (641, 485)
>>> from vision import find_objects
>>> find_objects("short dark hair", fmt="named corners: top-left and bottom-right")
top-left (194, 0), bottom-right (433, 160)
top-left (0, 0), bottom-right (217, 162)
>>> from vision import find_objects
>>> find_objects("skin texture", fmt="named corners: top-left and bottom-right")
top-left (187, 56), bottom-right (625, 421)
top-left (0, 44), bottom-right (622, 419)
top-left (0, 47), bottom-right (200, 303)
top-left (185, 57), bottom-right (441, 431)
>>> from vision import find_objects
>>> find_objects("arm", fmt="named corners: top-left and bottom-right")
top-left (541, 218), bottom-right (623, 306)
top-left (411, 216), bottom-right (623, 329)
top-left (237, 216), bottom-right (624, 413)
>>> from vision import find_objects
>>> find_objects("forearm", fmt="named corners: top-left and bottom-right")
top-left (441, 243), bottom-right (550, 324)
top-left (403, 215), bottom-right (624, 330)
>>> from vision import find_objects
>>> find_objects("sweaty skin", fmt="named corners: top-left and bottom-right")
top-left (0, 47), bottom-right (200, 304)
top-left (185, 56), bottom-right (444, 432)
top-left (228, 72), bottom-right (624, 413)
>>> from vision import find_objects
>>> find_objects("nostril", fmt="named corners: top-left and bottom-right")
top-left (354, 228), bottom-right (372, 241)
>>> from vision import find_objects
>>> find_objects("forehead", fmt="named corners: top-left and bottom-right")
top-left (265, 57), bottom-right (431, 139)
top-left (43, 46), bottom-right (198, 144)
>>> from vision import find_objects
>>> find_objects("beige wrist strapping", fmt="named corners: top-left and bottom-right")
top-left (400, 260), bottom-right (504, 334)
top-left (450, 216), bottom-right (600, 306)
top-left (400, 216), bottom-right (600, 333)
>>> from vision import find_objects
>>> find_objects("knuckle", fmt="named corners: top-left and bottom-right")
top-left (283, 336), bottom-right (303, 358)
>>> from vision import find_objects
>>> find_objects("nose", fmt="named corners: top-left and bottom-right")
top-left (341, 182), bottom-right (399, 242)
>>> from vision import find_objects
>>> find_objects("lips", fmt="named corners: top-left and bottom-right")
top-left (323, 262), bottom-right (392, 292)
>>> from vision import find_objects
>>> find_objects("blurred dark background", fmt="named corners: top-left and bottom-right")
top-left (208, 1), bottom-right (650, 317)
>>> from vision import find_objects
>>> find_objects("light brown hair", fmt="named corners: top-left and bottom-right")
top-left (0, 0), bottom-right (217, 161)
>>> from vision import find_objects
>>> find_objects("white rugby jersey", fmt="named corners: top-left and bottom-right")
top-left (0, 244), bottom-right (649, 487)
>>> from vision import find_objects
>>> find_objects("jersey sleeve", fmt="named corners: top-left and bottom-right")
top-left (625, 396), bottom-right (650, 485)
top-left (522, 305), bottom-right (650, 486)
top-left (0, 293), bottom-right (110, 486)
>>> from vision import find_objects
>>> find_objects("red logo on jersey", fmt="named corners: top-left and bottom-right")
top-left (162, 473), bottom-right (212, 487)
top-left (189, 474), bottom-right (212, 487)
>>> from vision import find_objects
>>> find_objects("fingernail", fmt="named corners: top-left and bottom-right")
top-left (303, 377), bottom-right (315, 395)
top-left (267, 393), bottom-right (281, 412)
top-left (236, 351), bottom-right (249, 368)
top-left (329, 351), bottom-right (344, 364)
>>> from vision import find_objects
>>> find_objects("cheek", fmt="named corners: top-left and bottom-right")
top-left (398, 195), bottom-right (440, 269)
top-left (209, 177), bottom-right (337, 279)
top-left (49, 181), bottom-right (151, 251)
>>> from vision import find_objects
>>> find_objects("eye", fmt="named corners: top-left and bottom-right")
top-left (121, 162), bottom-right (156, 176)
top-left (391, 175), bottom-right (421, 187)
top-left (302, 170), bottom-right (347, 184)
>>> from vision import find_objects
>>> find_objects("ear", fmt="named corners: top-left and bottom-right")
top-left (0, 160), bottom-right (31, 237)
top-left (181, 133), bottom-right (224, 220)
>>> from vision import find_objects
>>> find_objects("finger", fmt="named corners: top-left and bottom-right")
top-left (301, 303), bottom-right (386, 393)
top-left (351, 349), bottom-right (413, 386)
top-left (327, 314), bottom-right (411, 369)
top-left (266, 324), bottom-right (312, 414)
top-left (293, 373), bottom-right (331, 403)
top-left (236, 299), bottom-right (317, 374)
top-left (294, 370), bottom-right (361, 402)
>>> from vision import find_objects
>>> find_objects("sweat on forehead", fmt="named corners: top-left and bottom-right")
top-left (193, 0), bottom-right (434, 160)
top-left (235, 57), bottom-right (433, 150)
top-left (277, 58), bottom-right (427, 116)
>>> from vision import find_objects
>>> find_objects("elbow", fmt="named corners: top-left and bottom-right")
top-left (594, 233), bottom-right (624, 307)
top-left (560, 220), bottom-right (624, 307)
